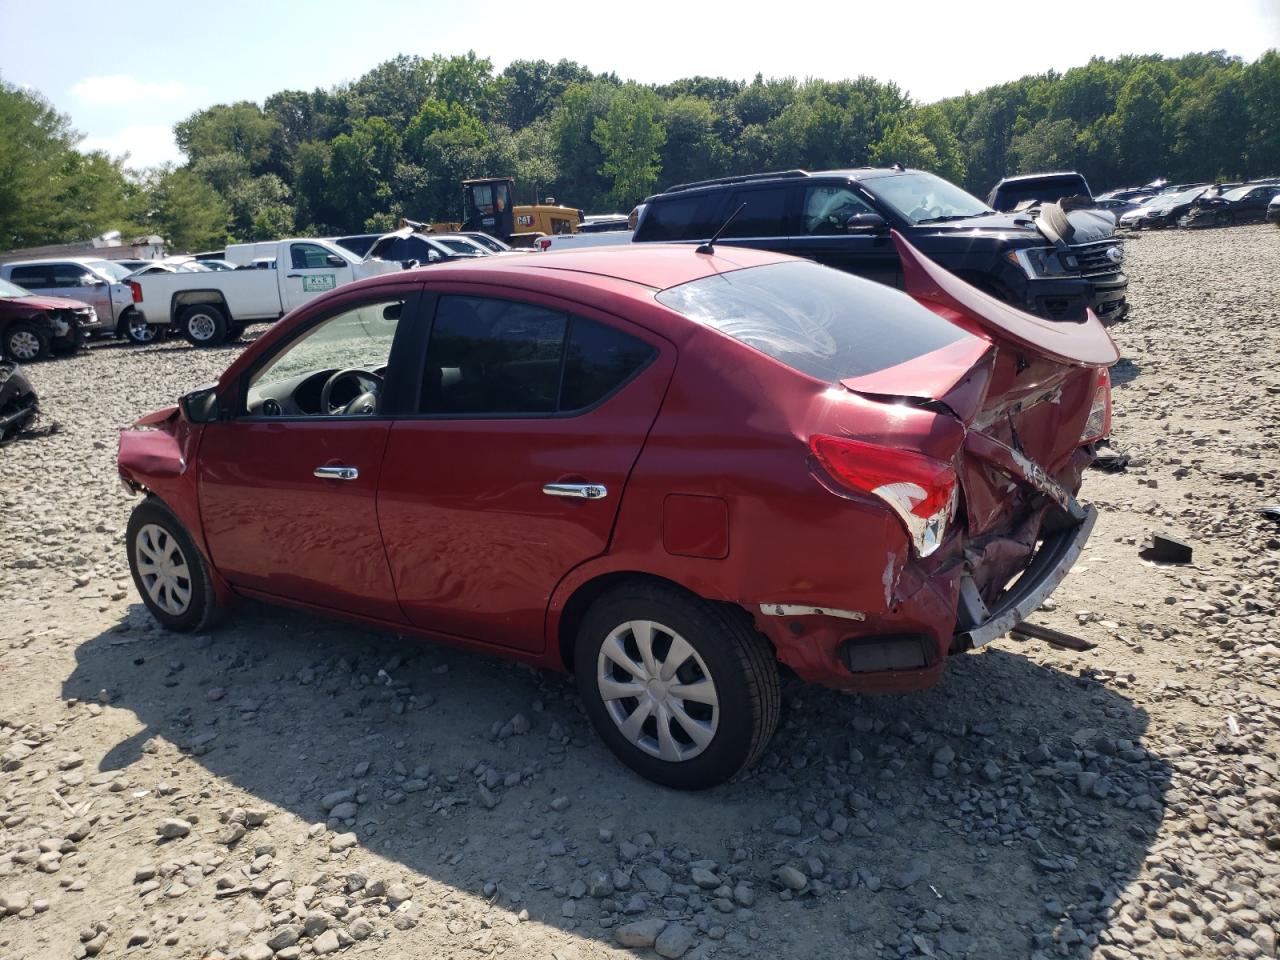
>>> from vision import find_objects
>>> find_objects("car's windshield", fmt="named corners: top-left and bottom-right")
top-left (0, 278), bottom-right (32, 298)
top-left (90, 260), bottom-right (133, 282)
top-left (656, 260), bottom-right (972, 383)
top-left (871, 171), bottom-right (993, 224)
top-left (437, 238), bottom-right (484, 255)
top-left (465, 234), bottom-right (508, 252)
top-left (1158, 187), bottom-right (1205, 207)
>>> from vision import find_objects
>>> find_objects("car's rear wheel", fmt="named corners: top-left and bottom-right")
top-left (575, 582), bottom-right (779, 789)
top-left (122, 310), bottom-right (163, 345)
top-left (3, 323), bottom-right (49, 362)
top-left (126, 498), bottom-right (221, 632)
top-left (179, 304), bottom-right (228, 347)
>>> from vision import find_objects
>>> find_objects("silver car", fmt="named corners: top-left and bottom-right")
top-left (0, 257), bottom-right (155, 343)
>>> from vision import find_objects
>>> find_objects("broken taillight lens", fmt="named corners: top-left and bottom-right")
top-left (1080, 367), bottom-right (1112, 444)
top-left (809, 435), bottom-right (958, 558)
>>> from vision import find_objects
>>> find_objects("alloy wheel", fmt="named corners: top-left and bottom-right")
top-left (134, 523), bottom-right (192, 615)
top-left (129, 316), bottom-right (158, 343)
top-left (596, 619), bottom-right (720, 762)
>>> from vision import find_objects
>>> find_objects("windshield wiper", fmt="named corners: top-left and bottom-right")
top-left (915, 213), bottom-right (983, 224)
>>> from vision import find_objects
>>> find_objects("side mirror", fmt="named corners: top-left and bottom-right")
top-left (427, 250), bottom-right (441, 263)
top-left (80, 275), bottom-right (103, 286)
top-left (845, 212), bottom-right (888, 235)
top-left (180, 385), bottom-right (220, 424)
top-left (325, 254), bottom-right (347, 267)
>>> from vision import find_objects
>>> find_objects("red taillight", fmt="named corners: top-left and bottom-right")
top-left (538, 238), bottom-right (552, 251)
top-left (809, 435), bottom-right (958, 557)
top-left (1080, 367), bottom-right (1111, 444)
top-left (130, 281), bottom-right (143, 303)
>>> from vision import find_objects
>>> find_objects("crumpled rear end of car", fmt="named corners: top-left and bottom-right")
top-left (749, 235), bottom-right (1116, 692)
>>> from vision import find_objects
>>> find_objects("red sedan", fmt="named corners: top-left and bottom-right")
top-left (119, 236), bottom-right (1115, 789)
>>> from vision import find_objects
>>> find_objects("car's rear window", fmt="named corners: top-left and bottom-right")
top-left (655, 261), bottom-right (970, 382)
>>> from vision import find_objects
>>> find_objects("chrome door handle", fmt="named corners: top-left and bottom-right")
top-left (314, 465), bottom-right (359, 481)
top-left (542, 482), bottom-right (608, 500)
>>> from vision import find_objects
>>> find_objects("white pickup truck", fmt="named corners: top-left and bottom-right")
top-left (129, 235), bottom-right (404, 346)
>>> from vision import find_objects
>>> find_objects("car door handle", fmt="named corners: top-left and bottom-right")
top-left (286, 273), bottom-right (302, 278)
top-left (542, 482), bottom-right (608, 500)
top-left (314, 465), bottom-right (359, 481)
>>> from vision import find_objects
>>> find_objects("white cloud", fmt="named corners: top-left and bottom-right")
top-left (70, 74), bottom-right (188, 105)
top-left (78, 125), bottom-right (182, 169)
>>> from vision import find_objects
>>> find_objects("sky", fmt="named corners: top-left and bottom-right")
top-left (1, 0), bottom-right (1276, 170)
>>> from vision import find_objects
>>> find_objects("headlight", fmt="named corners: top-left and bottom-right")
top-left (1007, 247), bottom-right (1079, 279)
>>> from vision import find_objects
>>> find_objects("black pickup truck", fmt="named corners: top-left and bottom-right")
top-left (634, 167), bottom-right (1128, 323)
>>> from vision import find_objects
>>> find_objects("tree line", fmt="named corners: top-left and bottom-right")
top-left (2, 49), bottom-right (1276, 251)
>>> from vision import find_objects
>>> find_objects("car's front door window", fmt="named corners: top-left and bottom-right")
top-left (246, 298), bottom-right (404, 417)
top-left (801, 185), bottom-right (876, 235)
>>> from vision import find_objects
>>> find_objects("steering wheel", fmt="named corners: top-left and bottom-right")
top-left (319, 368), bottom-right (383, 416)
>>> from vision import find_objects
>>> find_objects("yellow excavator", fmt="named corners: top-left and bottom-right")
top-left (458, 178), bottom-right (584, 247)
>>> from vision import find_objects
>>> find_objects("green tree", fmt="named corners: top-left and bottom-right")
top-left (174, 101), bottom-right (280, 174)
top-left (660, 95), bottom-right (729, 188)
top-left (1008, 118), bottom-right (1080, 173)
top-left (143, 165), bottom-right (231, 250)
top-left (1241, 50), bottom-right (1280, 175)
top-left (593, 86), bottom-right (667, 208)
top-left (325, 117), bottom-right (402, 230)
top-left (0, 77), bottom-right (143, 247)
top-left (551, 80), bottom-right (619, 207)
top-left (870, 106), bottom-right (966, 183)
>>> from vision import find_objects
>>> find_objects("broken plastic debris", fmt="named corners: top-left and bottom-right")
top-left (1139, 534), bottom-right (1192, 564)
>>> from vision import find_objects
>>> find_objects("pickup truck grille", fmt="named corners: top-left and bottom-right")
top-left (1071, 239), bottom-right (1124, 277)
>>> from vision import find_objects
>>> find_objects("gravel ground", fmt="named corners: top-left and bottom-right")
top-left (1, 225), bottom-right (1278, 960)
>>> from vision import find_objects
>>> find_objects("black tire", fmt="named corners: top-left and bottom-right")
top-left (3, 322), bottom-right (50, 362)
top-left (575, 581), bottom-right (780, 789)
top-left (126, 498), bottom-right (222, 632)
top-left (225, 323), bottom-right (246, 342)
top-left (179, 303), bottom-right (228, 347)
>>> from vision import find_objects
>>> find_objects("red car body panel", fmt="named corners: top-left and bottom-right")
top-left (197, 419), bottom-right (403, 621)
top-left (118, 241), bottom-right (1115, 693)
top-left (377, 288), bottom-right (675, 651)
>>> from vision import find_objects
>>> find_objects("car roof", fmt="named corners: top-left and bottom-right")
top-left (2, 255), bottom-right (110, 267)
top-left (649, 166), bottom-right (938, 201)
top-left (992, 172), bottom-right (1085, 185)
top-left (408, 243), bottom-right (794, 291)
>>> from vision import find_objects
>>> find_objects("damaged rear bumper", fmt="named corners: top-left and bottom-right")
top-left (954, 504), bottom-right (1096, 650)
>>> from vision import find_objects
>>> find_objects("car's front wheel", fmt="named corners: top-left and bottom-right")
top-left (575, 582), bottom-right (780, 789)
top-left (126, 498), bottom-right (222, 632)
top-left (3, 322), bottom-right (49, 362)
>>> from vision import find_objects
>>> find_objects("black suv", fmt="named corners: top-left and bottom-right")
top-left (634, 168), bottom-right (1128, 323)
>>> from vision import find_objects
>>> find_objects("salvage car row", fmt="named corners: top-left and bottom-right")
top-left (0, 229), bottom-right (516, 360)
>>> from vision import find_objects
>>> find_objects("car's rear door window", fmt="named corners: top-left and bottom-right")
top-left (656, 260), bottom-right (972, 382)
top-left (634, 195), bottom-right (718, 242)
top-left (420, 296), bottom-right (656, 415)
top-left (8, 266), bottom-right (51, 289)
top-left (720, 186), bottom-right (791, 238)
